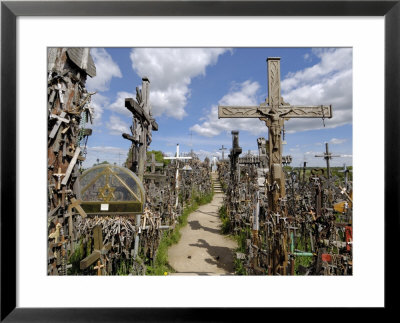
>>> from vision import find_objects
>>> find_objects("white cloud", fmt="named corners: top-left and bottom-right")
top-left (156, 134), bottom-right (225, 148)
top-left (108, 91), bottom-right (135, 117)
top-left (86, 48), bottom-right (122, 92)
top-left (89, 93), bottom-right (109, 128)
top-left (190, 80), bottom-right (266, 137)
top-left (330, 138), bottom-right (347, 145)
top-left (106, 115), bottom-right (130, 135)
top-left (130, 48), bottom-right (231, 119)
top-left (188, 149), bottom-right (219, 162)
top-left (281, 48), bottom-right (352, 133)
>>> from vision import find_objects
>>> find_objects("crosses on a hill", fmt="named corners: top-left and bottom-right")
top-left (218, 57), bottom-right (332, 212)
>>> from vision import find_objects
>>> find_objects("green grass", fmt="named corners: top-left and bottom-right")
top-left (292, 233), bottom-right (315, 275)
top-left (218, 207), bottom-right (250, 275)
top-left (146, 190), bottom-right (214, 275)
top-left (232, 228), bottom-right (250, 275)
top-left (221, 181), bottom-right (227, 192)
top-left (234, 257), bottom-right (247, 275)
top-left (67, 237), bottom-right (86, 275)
top-left (218, 205), bottom-right (231, 234)
top-left (294, 255), bottom-right (313, 275)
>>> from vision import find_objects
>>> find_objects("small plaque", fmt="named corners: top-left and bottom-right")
top-left (100, 204), bottom-right (109, 211)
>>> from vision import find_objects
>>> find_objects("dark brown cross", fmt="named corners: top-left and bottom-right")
top-left (229, 131), bottom-right (242, 185)
top-left (315, 142), bottom-right (340, 180)
top-left (218, 57), bottom-right (332, 212)
top-left (123, 77), bottom-right (158, 181)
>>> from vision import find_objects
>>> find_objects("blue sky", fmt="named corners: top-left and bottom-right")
top-left (83, 47), bottom-right (352, 168)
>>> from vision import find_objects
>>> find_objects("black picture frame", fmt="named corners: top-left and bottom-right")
top-left (1, 1), bottom-right (398, 321)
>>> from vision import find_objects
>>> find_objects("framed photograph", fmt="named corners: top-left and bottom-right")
top-left (1, 0), bottom-right (398, 321)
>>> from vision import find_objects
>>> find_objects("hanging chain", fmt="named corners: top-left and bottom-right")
top-left (77, 108), bottom-right (87, 147)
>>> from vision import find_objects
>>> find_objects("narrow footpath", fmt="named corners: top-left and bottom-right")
top-left (168, 172), bottom-right (238, 275)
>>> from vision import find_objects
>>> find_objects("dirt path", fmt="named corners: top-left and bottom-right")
top-left (168, 174), bottom-right (237, 276)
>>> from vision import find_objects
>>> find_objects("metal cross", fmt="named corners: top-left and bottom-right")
top-left (315, 142), bottom-right (340, 180)
top-left (218, 57), bottom-right (332, 212)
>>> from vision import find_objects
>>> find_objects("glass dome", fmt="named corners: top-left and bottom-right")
top-left (78, 164), bottom-right (145, 215)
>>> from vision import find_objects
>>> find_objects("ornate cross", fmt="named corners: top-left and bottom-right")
top-left (218, 58), bottom-right (332, 212)
top-left (123, 77), bottom-right (158, 181)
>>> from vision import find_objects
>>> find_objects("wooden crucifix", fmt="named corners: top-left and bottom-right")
top-left (123, 77), bottom-right (158, 182)
top-left (218, 58), bottom-right (332, 212)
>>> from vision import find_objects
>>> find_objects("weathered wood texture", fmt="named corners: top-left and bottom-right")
top-left (47, 48), bottom-right (96, 275)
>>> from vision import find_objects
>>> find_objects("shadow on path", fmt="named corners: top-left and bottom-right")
top-left (188, 220), bottom-right (221, 235)
top-left (189, 238), bottom-right (234, 273)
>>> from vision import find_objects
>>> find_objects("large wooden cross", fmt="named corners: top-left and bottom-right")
top-left (219, 58), bottom-right (332, 212)
top-left (123, 77), bottom-right (158, 181)
top-left (80, 225), bottom-right (111, 275)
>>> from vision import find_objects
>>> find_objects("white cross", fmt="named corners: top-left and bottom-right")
top-left (163, 144), bottom-right (192, 162)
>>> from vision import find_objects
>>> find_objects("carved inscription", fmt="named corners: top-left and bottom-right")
top-left (218, 105), bottom-right (332, 119)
